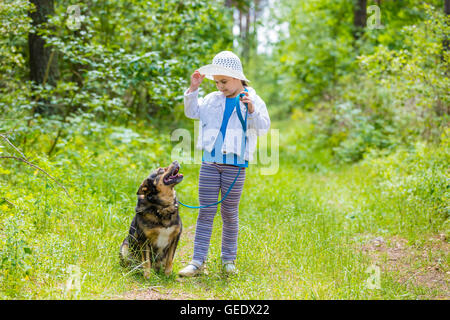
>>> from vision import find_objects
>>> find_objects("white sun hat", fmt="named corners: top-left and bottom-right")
top-left (198, 51), bottom-right (250, 82)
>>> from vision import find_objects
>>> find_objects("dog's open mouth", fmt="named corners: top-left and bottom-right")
top-left (163, 162), bottom-right (183, 185)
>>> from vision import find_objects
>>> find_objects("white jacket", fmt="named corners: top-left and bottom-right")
top-left (184, 87), bottom-right (270, 161)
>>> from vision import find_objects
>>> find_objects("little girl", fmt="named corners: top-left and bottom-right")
top-left (179, 51), bottom-right (270, 276)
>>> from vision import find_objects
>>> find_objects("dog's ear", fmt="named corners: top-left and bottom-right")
top-left (137, 173), bottom-right (157, 195)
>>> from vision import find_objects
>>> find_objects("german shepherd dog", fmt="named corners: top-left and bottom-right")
top-left (119, 160), bottom-right (183, 278)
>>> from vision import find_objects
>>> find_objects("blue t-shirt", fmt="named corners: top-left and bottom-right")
top-left (202, 96), bottom-right (248, 167)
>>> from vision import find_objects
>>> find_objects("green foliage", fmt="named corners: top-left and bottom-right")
top-left (361, 136), bottom-right (450, 235)
top-left (0, 0), bottom-right (34, 124)
top-left (279, 117), bottom-right (449, 239)
top-left (273, 0), bottom-right (443, 115)
top-left (285, 4), bottom-right (449, 164)
top-left (358, 4), bottom-right (449, 141)
top-left (267, 0), bottom-right (447, 166)
top-left (0, 0), bottom-right (233, 155)
top-left (0, 0), bottom-right (448, 300)
top-left (274, 0), bottom-right (355, 112)
top-left (45, 0), bottom-right (233, 116)
top-left (0, 214), bottom-right (34, 289)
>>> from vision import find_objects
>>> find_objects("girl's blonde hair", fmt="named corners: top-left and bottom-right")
top-left (241, 80), bottom-right (248, 87)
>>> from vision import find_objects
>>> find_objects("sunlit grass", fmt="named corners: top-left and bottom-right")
top-left (0, 119), bottom-right (447, 299)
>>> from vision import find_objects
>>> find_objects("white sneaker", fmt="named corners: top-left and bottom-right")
top-left (222, 261), bottom-right (237, 275)
top-left (178, 261), bottom-right (204, 277)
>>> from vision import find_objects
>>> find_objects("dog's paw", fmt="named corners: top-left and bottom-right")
top-left (164, 269), bottom-right (173, 276)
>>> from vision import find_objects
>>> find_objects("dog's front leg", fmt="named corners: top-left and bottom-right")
top-left (142, 244), bottom-right (152, 279)
top-left (164, 238), bottom-right (179, 276)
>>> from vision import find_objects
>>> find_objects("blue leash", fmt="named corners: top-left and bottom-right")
top-left (178, 91), bottom-right (248, 209)
top-left (177, 167), bottom-right (243, 209)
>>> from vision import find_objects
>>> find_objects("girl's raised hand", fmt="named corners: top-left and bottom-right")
top-left (189, 70), bottom-right (205, 93)
top-left (239, 91), bottom-right (255, 114)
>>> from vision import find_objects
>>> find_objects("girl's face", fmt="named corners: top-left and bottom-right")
top-left (213, 75), bottom-right (244, 98)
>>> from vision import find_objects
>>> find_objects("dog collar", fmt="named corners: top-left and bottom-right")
top-left (137, 194), bottom-right (178, 209)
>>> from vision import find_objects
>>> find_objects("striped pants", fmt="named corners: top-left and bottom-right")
top-left (192, 162), bottom-right (246, 265)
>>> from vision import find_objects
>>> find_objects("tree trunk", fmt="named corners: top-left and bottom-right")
top-left (225, 0), bottom-right (233, 8)
top-left (353, 0), bottom-right (367, 40)
top-left (28, 0), bottom-right (59, 115)
top-left (227, 0), bottom-right (267, 61)
top-left (242, 9), bottom-right (250, 62)
top-left (251, 0), bottom-right (261, 55)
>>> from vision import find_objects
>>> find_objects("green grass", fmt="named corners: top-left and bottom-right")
top-left (0, 118), bottom-right (448, 299)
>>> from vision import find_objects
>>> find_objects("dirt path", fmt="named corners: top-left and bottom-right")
top-left (358, 234), bottom-right (449, 299)
top-left (121, 286), bottom-right (197, 300)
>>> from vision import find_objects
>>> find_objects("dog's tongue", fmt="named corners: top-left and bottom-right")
top-left (167, 167), bottom-right (182, 180)
top-left (170, 166), bottom-right (181, 178)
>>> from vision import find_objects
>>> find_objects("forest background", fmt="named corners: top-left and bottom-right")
top-left (0, 0), bottom-right (448, 299)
